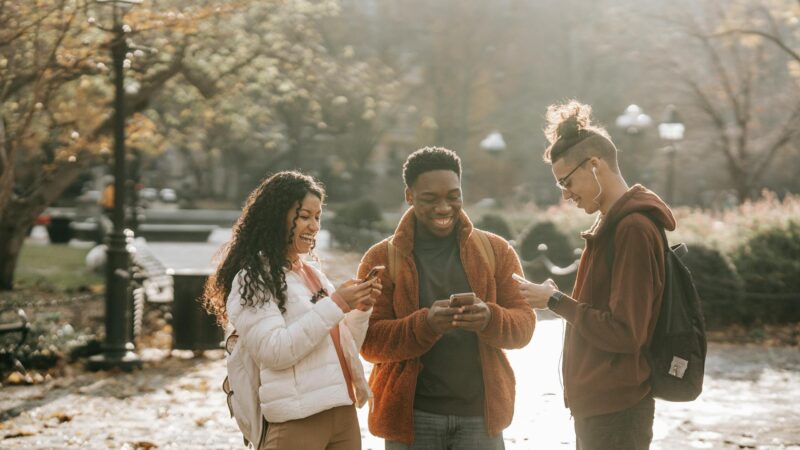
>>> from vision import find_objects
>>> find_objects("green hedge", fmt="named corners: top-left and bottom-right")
top-left (732, 221), bottom-right (800, 323)
top-left (681, 244), bottom-right (746, 326)
top-left (517, 220), bottom-right (579, 293)
top-left (475, 213), bottom-right (514, 240)
top-left (331, 198), bottom-right (383, 229)
top-left (328, 198), bottom-right (387, 252)
top-left (518, 220), bottom-right (576, 265)
top-left (0, 309), bottom-right (99, 374)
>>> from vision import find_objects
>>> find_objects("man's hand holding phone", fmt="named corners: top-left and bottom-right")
top-left (426, 292), bottom-right (492, 334)
top-left (518, 277), bottom-right (558, 309)
top-left (426, 299), bottom-right (459, 334)
top-left (449, 292), bottom-right (476, 307)
top-left (450, 292), bottom-right (491, 332)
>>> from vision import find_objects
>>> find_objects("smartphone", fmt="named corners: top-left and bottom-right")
top-left (512, 273), bottom-right (529, 284)
top-left (449, 292), bottom-right (476, 307)
top-left (365, 265), bottom-right (386, 281)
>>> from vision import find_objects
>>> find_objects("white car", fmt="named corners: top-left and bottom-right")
top-left (139, 187), bottom-right (158, 201)
top-left (159, 188), bottom-right (177, 203)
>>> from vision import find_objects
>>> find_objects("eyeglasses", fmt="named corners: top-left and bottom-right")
top-left (556, 158), bottom-right (591, 190)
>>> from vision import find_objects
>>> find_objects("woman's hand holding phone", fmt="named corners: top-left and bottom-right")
top-left (336, 278), bottom-right (378, 310)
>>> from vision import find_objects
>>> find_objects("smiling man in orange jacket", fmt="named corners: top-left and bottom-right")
top-left (358, 147), bottom-right (535, 449)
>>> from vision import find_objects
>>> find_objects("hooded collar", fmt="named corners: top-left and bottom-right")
top-left (582, 184), bottom-right (677, 240)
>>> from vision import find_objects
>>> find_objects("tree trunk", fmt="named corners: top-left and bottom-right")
top-left (0, 122), bottom-right (13, 224)
top-left (0, 212), bottom-right (32, 290)
top-left (734, 178), bottom-right (752, 204)
top-left (0, 167), bottom-right (12, 225)
top-left (0, 160), bottom-right (86, 290)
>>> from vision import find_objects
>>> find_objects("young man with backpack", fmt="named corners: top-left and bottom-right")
top-left (517, 101), bottom-right (679, 450)
top-left (358, 147), bottom-right (536, 449)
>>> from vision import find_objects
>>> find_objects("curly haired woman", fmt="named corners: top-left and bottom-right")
top-left (204, 171), bottom-right (380, 450)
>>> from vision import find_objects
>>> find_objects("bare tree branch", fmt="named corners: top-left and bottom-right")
top-left (751, 104), bottom-right (800, 183)
top-left (712, 29), bottom-right (800, 64)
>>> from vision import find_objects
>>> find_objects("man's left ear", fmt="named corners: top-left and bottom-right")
top-left (404, 188), bottom-right (413, 206)
top-left (590, 157), bottom-right (602, 173)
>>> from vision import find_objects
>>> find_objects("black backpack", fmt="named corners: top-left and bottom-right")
top-left (607, 213), bottom-right (707, 402)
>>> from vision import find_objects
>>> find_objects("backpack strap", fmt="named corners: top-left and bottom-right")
top-left (387, 238), bottom-right (399, 283)
top-left (385, 230), bottom-right (496, 282)
top-left (472, 229), bottom-right (496, 275)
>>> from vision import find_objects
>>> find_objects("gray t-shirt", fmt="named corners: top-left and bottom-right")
top-left (413, 221), bottom-right (486, 416)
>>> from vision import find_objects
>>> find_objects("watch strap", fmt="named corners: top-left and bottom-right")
top-left (548, 290), bottom-right (564, 310)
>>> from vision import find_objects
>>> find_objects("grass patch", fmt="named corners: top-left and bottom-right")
top-left (15, 243), bottom-right (103, 293)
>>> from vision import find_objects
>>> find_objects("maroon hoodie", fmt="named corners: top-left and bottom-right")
top-left (550, 185), bottom-right (677, 418)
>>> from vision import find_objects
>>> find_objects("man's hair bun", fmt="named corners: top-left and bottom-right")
top-left (545, 100), bottom-right (593, 144)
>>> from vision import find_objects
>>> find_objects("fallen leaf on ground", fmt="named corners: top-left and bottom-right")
top-left (49, 411), bottom-right (73, 423)
top-left (3, 428), bottom-right (38, 439)
top-left (5, 371), bottom-right (32, 385)
top-left (195, 416), bottom-right (210, 427)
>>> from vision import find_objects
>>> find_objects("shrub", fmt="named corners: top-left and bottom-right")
top-left (681, 244), bottom-right (746, 327)
top-left (475, 213), bottom-right (514, 240)
top-left (517, 220), bottom-right (580, 293)
top-left (732, 221), bottom-right (800, 323)
top-left (327, 198), bottom-right (387, 252)
top-left (327, 223), bottom-right (385, 253)
top-left (518, 220), bottom-right (577, 265)
top-left (0, 311), bottom-right (99, 375)
top-left (332, 198), bottom-right (383, 230)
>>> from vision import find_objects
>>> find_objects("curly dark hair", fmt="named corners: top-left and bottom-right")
top-left (402, 146), bottom-right (461, 188)
top-left (203, 171), bottom-right (325, 325)
top-left (543, 100), bottom-right (618, 171)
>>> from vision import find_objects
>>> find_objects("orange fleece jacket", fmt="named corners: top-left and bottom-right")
top-left (358, 208), bottom-right (536, 444)
top-left (550, 184), bottom-right (676, 418)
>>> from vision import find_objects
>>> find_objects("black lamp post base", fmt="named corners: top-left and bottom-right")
top-left (87, 351), bottom-right (143, 372)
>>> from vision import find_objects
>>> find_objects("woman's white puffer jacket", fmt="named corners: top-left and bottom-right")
top-left (226, 262), bottom-right (371, 423)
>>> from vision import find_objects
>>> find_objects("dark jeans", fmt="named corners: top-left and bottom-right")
top-left (385, 409), bottom-right (504, 450)
top-left (574, 396), bottom-right (655, 450)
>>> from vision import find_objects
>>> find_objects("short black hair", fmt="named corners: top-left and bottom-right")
top-left (402, 147), bottom-right (462, 188)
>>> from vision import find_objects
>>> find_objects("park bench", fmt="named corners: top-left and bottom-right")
top-left (128, 239), bottom-right (222, 351)
top-left (0, 308), bottom-right (31, 373)
top-left (71, 221), bottom-right (217, 243)
top-left (128, 240), bottom-right (173, 339)
top-left (137, 223), bottom-right (216, 242)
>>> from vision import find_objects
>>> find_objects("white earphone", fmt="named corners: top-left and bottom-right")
top-left (592, 165), bottom-right (602, 204)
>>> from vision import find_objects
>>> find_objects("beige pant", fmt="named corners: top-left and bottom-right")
top-left (260, 405), bottom-right (361, 450)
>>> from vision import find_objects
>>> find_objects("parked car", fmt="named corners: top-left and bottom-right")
top-left (159, 188), bottom-right (177, 203)
top-left (139, 187), bottom-right (158, 202)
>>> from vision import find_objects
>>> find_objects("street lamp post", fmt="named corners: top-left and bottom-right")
top-left (88, 0), bottom-right (142, 371)
top-left (615, 104), bottom-right (652, 136)
top-left (480, 131), bottom-right (507, 201)
top-left (615, 104), bottom-right (653, 183)
top-left (480, 131), bottom-right (507, 156)
top-left (658, 105), bottom-right (685, 205)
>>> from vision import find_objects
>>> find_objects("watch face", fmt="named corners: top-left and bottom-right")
top-left (548, 291), bottom-right (562, 309)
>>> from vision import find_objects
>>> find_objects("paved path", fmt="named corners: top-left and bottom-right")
top-left (3, 320), bottom-right (799, 449)
top-left (2, 245), bottom-right (799, 449)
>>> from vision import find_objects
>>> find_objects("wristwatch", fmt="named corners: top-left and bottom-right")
top-left (547, 290), bottom-right (564, 310)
